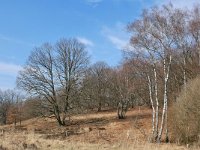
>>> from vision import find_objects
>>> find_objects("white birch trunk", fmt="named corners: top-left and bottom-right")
top-left (157, 56), bottom-right (171, 143)
top-left (147, 75), bottom-right (155, 141)
top-left (154, 66), bottom-right (159, 140)
top-left (165, 56), bottom-right (171, 143)
top-left (183, 57), bottom-right (187, 91)
top-left (157, 59), bottom-right (167, 143)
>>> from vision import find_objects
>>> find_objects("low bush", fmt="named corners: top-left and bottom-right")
top-left (170, 77), bottom-right (200, 144)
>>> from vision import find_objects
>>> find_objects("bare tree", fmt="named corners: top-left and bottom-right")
top-left (55, 38), bottom-right (89, 124)
top-left (22, 96), bottom-right (45, 119)
top-left (128, 4), bottom-right (177, 142)
top-left (17, 38), bottom-right (89, 126)
top-left (190, 5), bottom-right (200, 66)
top-left (117, 99), bottom-right (129, 119)
top-left (80, 61), bottom-right (112, 111)
top-left (0, 89), bottom-right (21, 125)
top-left (7, 92), bottom-right (24, 126)
top-left (17, 43), bottom-right (63, 124)
top-left (0, 90), bottom-right (12, 125)
top-left (172, 8), bottom-right (192, 90)
top-left (110, 68), bottom-right (130, 119)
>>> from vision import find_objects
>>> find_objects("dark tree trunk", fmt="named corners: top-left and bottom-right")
top-left (2, 112), bottom-right (7, 125)
top-left (117, 100), bottom-right (128, 119)
top-left (54, 105), bottom-right (65, 126)
top-left (98, 101), bottom-right (102, 112)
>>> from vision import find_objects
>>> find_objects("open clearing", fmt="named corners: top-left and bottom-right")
top-left (0, 107), bottom-right (195, 150)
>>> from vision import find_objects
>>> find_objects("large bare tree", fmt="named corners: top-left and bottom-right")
top-left (55, 38), bottom-right (89, 123)
top-left (17, 38), bottom-right (89, 126)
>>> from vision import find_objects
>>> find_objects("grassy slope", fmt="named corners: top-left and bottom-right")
top-left (0, 107), bottom-right (194, 150)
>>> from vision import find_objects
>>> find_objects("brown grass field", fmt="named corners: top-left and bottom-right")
top-left (0, 107), bottom-right (198, 150)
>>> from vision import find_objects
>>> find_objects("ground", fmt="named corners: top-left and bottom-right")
top-left (0, 107), bottom-right (196, 150)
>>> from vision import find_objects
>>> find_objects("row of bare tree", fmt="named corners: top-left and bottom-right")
top-left (0, 90), bottom-right (24, 125)
top-left (0, 89), bottom-right (51, 126)
top-left (15, 38), bottom-right (132, 125)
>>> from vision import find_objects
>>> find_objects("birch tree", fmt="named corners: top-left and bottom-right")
top-left (128, 4), bottom-right (175, 142)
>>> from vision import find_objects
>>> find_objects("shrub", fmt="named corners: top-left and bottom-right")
top-left (170, 77), bottom-right (200, 144)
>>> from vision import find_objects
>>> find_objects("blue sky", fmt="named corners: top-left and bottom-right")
top-left (0, 0), bottom-right (198, 90)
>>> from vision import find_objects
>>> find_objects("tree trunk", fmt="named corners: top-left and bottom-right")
top-left (98, 101), bottom-right (102, 112)
top-left (183, 57), bottom-right (187, 90)
top-left (2, 112), bottom-right (7, 125)
top-left (147, 75), bottom-right (156, 142)
top-left (165, 105), bottom-right (169, 143)
top-left (117, 100), bottom-right (128, 119)
top-left (157, 56), bottom-right (171, 143)
top-left (54, 105), bottom-right (65, 126)
top-left (117, 101), bottom-right (123, 119)
top-left (154, 66), bottom-right (159, 141)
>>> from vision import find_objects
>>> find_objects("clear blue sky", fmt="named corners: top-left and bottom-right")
top-left (0, 0), bottom-right (197, 90)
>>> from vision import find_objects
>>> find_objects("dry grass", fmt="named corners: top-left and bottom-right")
top-left (0, 132), bottom-right (191, 150)
top-left (0, 107), bottom-right (198, 150)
